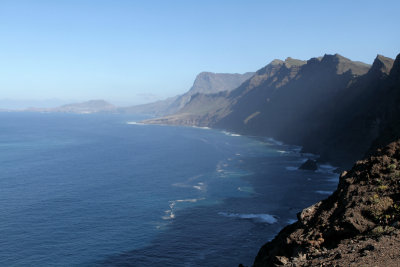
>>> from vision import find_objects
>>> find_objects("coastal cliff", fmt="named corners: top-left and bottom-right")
top-left (145, 53), bottom-right (400, 170)
top-left (247, 54), bottom-right (400, 266)
top-left (251, 140), bottom-right (400, 266)
top-left (121, 71), bottom-right (254, 116)
top-left (142, 53), bottom-right (400, 266)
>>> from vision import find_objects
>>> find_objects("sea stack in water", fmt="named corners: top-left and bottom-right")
top-left (298, 159), bottom-right (318, 171)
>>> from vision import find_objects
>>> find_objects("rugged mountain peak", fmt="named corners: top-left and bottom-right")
top-left (189, 72), bottom-right (255, 95)
top-left (368, 54), bottom-right (395, 77)
top-left (284, 57), bottom-right (306, 68)
top-left (320, 53), bottom-right (371, 75)
top-left (255, 59), bottom-right (284, 77)
top-left (321, 53), bottom-right (346, 62)
top-left (163, 71), bottom-right (255, 114)
top-left (249, 58), bottom-right (301, 89)
top-left (269, 59), bottom-right (285, 66)
top-left (256, 57), bottom-right (305, 77)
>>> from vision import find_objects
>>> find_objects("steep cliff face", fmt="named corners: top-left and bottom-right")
top-left (144, 53), bottom-right (400, 171)
top-left (252, 139), bottom-right (400, 267)
top-left (122, 72), bottom-right (254, 116)
top-left (311, 54), bottom-right (399, 168)
top-left (165, 71), bottom-right (255, 114)
top-left (147, 53), bottom-right (400, 170)
top-left (214, 54), bottom-right (369, 138)
top-left (366, 54), bottom-right (400, 154)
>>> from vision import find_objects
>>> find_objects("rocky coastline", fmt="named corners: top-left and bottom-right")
top-left (139, 53), bottom-right (400, 266)
top-left (247, 140), bottom-right (400, 266)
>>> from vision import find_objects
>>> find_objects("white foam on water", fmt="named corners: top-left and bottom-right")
top-left (287, 219), bottom-right (298, 224)
top-left (193, 182), bottom-right (206, 191)
top-left (161, 211), bottom-right (174, 221)
top-left (218, 212), bottom-right (278, 224)
top-left (265, 137), bottom-right (284, 146)
top-left (126, 121), bottom-right (145, 125)
top-left (222, 131), bottom-right (241, 137)
top-left (192, 126), bottom-right (211, 130)
top-left (172, 175), bottom-right (204, 188)
top-left (162, 201), bottom-right (176, 220)
top-left (176, 198), bottom-right (205, 203)
top-left (285, 166), bottom-right (298, 171)
top-left (315, 190), bottom-right (333, 195)
top-left (216, 161), bottom-right (227, 173)
top-left (162, 198), bottom-right (205, 220)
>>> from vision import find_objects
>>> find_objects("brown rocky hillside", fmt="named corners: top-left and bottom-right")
top-left (251, 140), bottom-right (400, 266)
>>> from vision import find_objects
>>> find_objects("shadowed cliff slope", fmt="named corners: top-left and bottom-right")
top-left (145, 53), bottom-right (400, 170)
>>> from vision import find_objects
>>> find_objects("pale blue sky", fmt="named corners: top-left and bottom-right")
top-left (1, 0), bottom-right (399, 107)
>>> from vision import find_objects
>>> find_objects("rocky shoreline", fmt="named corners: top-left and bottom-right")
top-left (247, 140), bottom-right (400, 266)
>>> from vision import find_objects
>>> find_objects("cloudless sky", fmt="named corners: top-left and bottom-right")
top-left (0, 0), bottom-right (399, 107)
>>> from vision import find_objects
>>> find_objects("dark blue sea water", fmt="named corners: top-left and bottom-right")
top-left (0, 113), bottom-right (338, 266)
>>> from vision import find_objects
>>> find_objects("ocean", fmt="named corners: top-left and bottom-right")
top-left (0, 113), bottom-right (338, 266)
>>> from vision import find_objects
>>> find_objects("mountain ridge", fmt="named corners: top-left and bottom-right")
top-left (144, 53), bottom-right (400, 170)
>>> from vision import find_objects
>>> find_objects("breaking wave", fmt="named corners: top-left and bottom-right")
top-left (218, 212), bottom-right (278, 224)
top-left (162, 198), bottom-right (205, 220)
top-left (222, 131), bottom-right (241, 137)
top-left (126, 121), bottom-right (145, 125)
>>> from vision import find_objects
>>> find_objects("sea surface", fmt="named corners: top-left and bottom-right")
top-left (0, 113), bottom-right (339, 266)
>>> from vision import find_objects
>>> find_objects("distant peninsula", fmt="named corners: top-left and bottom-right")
top-left (24, 99), bottom-right (117, 114)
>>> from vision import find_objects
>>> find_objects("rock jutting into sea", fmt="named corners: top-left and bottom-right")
top-left (251, 140), bottom-right (400, 267)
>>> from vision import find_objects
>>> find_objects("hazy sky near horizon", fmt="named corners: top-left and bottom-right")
top-left (1, 0), bottom-right (399, 107)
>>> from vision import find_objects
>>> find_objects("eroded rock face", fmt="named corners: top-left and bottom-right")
top-left (252, 140), bottom-right (400, 267)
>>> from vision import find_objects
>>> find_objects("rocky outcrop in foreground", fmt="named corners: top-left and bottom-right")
top-left (252, 140), bottom-right (400, 266)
